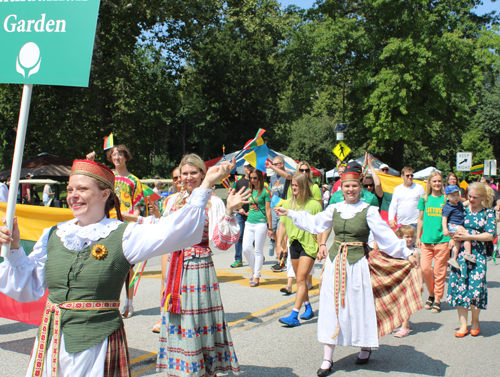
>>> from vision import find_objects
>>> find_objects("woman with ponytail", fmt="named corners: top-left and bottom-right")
top-left (447, 182), bottom-right (496, 337)
top-left (0, 159), bottom-right (238, 376)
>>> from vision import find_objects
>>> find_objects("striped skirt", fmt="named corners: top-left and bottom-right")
top-left (156, 256), bottom-right (240, 376)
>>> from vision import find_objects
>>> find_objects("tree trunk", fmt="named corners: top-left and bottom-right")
top-left (391, 138), bottom-right (405, 172)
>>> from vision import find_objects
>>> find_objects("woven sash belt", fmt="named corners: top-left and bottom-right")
top-left (32, 299), bottom-right (120, 377)
top-left (331, 240), bottom-right (365, 339)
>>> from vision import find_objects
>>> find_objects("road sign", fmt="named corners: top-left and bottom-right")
top-left (332, 142), bottom-right (351, 160)
top-left (456, 152), bottom-right (472, 171)
top-left (0, 0), bottom-right (100, 87)
top-left (484, 160), bottom-right (497, 176)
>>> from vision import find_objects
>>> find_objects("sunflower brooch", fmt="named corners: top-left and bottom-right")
top-left (91, 244), bottom-right (108, 260)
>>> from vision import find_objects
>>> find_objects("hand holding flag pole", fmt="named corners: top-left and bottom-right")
top-left (234, 128), bottom-right (266, 160)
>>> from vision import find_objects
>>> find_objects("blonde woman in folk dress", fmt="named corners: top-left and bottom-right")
top-left (0, 159), bottom-right (240, 377)
top-left (275, 162), bottom-right (420, 376)
top-left (134, 154), bottom-right (249, 377)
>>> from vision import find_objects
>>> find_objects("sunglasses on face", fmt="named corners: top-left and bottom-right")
top-left (381, 168), bottom-right (389, 172)
top-left (250, 177), bottom-right (258, 180)
top-left (299, 169), bottom-right (310, 173)
top-left (406, 174), bottom-right (414, 178)
top-left (363, 184), bottom-right (374, 188)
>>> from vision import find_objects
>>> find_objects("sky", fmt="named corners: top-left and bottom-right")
top-left (279, 0), bottom-right (499, 16)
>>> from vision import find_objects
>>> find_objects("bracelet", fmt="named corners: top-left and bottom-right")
top-left (319, 244), bottom-right (326, 247)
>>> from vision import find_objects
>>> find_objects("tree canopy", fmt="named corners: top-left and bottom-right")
top-left (0, 0), bottom-right (499, 178)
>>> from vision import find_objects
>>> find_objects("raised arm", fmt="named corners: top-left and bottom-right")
top-left (368, 157), bottom-right (384, 198)
top-left (275, 204), bottom-right (334, 234)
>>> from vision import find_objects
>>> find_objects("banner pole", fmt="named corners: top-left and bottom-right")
top-left (1, 84), bottom-right (33, 258)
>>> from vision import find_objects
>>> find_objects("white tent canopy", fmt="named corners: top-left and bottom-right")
top-left (414, 167), bottom-right (441, 180)
top-left (326, 156), bottom-right (400, 179)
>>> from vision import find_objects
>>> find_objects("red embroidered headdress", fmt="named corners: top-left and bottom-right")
top-left (340, 161), bottom-right (362, 182)
top-left (70, 160), bottom-right (115, 190)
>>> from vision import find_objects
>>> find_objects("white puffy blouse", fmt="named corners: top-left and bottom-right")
top-left (0, 187), bottom-right (214, 377)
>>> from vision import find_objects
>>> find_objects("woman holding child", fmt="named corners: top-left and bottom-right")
top-left (447, 182), bottom-right (495, 337)
top-left (416, 171), bottom-right (450, 314)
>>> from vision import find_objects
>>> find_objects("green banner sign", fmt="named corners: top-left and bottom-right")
top-left (0, 0), bottom-right (100, 87)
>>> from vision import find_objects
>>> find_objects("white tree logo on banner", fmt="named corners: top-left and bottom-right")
top-left (16, 42), bottom-right (41, 78)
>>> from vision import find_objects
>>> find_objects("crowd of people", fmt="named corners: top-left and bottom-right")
top-left (0, 144), bottom-right (498, 377)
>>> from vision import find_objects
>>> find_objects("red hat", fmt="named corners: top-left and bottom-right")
top-left (70, 160), bottom-right (115, 190)
top-left (340, 161), bottom-right (362, 182)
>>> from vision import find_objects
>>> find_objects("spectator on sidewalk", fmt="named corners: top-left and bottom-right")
top-left (43, 184), bottom-right (54, 207)
top-left (21, 173), bottom-right (34, 205)
top-left (446, 173), bottom-right (466, 201)
top-left (388, 166), bottom-right (425, 231)
top-left (0, 180), bottom-right (8, 203)
top-left (231, 161), bottom-right (253, 268)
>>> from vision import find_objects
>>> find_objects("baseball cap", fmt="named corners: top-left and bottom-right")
top-left (243, 161), bottom-right (252, 167)
top-left (445, 185), bottom-right (460, 195)
top-left (379, 164), bottom-right (389, 171)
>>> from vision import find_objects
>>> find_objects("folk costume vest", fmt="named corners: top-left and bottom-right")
top-left (43, 223), bottom-right (131, 354)
top-left (329, 205), bottom-right (370, 264)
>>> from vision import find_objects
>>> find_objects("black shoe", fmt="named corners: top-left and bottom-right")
top-left (355, 349), bottom-right (372, 365)
top-left (317, 360), bottom-right (333, 376)
top-left (271, 263), bottom-right (283, 272)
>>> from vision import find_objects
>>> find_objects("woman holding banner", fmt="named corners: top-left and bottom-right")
top-left (0, 158), bottom-right (244, 377)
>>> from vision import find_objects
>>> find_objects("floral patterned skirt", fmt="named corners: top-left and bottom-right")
top-left (447, 244), bottom-right (488, 309)
top-left (156, 256), bottom-right (240, 376)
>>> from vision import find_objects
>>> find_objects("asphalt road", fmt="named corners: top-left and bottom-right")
top-left (0, 236), bottom-right (499, 377)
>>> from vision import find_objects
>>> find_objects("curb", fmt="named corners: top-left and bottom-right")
top-left (130, 291), bottom-right (319, 376)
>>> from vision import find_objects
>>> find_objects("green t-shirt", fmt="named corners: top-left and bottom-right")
top-left (247, 189), bottom-right (271, 224)
top-left (287, 183), bottom-right (322, 201)
top-left (417, 195), bottom-right (450, 244)
top-left (280, 198), bottom-right (323, 258)
top-left (329, 189), bottom-right (379, 207)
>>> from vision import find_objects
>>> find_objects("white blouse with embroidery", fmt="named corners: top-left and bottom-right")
top-left (287, 200), bottom-right (411, 259)
top-left (139, 191), bottom-right (240, 251)
top-left (0, 187), bottom-right (214, 377)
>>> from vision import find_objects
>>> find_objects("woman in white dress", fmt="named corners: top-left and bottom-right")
top-left (0, 158), bottom-right (244, 377)
top-left (275, 162), bottom-right (419, 376)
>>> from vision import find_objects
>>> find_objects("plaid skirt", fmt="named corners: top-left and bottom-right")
top-left (105, 326), bottom-right (132, 377)
top-left (157, 256), bottom-right (240, 376)
top-left (368, 250), bottom-right (423, 338)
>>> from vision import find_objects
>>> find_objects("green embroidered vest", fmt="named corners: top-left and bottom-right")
top-left (43, 223), bottom-right (131, 354)
top-left (329, 205), bottom-right (370, 264)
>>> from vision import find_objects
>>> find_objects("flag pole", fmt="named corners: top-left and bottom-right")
top-left (1, 84), bottom-right (33, 258)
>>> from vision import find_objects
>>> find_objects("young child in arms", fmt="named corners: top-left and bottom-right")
top-left (442, 185), bottom-right (473, 268)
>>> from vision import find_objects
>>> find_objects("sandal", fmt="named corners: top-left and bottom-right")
top-left (464, 254), bottom-right (476, 263)
top-left (152, 319), bottom-right (161, 333)
top-left (394, 328), bottom-right (410, 338)
top-left (280, 286), bottom-right (292, 295)
top-left (431, 302), bottom-right (441, 313)
top-left (425, 296), bottom-right (435, 310)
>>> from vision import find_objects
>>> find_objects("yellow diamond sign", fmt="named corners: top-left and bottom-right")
top-left (332, 142), bottom-right (351, 160)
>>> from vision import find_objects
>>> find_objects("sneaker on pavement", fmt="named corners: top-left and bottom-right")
top-left (230, 261), bottom-right (243, 268)
top-left (300, 304), bottom-right (315, 320)
top-left (279, 315), bottom-right (301, 327)
top-left (271, 263), bottom-right (283, 272)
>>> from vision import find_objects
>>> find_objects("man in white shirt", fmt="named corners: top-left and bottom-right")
top-left (388, 166), bottom-right (425, 230)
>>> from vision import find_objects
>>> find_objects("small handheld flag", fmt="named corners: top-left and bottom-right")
top-left (243, 128), bottom-right (266, 150)
top-left (244, 144), bottom-right (269, 172)
top-left (221, 145), bottom-right (231, 188)
top-left (103, 133), bottom-right (114, 151)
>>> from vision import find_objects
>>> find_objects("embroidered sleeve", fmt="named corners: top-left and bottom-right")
top-left (209, 196), bottom-right (239, 250)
